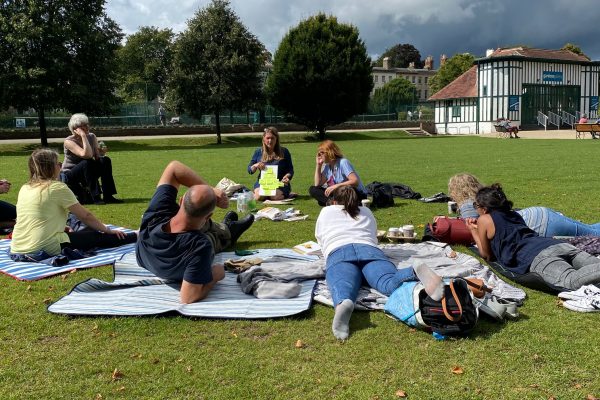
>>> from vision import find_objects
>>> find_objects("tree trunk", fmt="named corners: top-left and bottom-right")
top-left (317, 123), bottom-right (326, 141)
top-left (38, 107), bottom-right (48, 147)
top-left (215, 111), bottom-right (222, 144)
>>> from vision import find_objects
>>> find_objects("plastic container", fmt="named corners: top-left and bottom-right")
top-left (237, 191), bottom-right (256, 214)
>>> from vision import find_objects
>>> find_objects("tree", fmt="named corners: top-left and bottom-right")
top-left (375, 43), bottom-right (423, 68)
top-left (166, 0), bottom-right (264, 144)
top-left (369, 78), bottom-right (416, 114)
top-left (266, 13), bottom-right (373, 139)
top-left (562, 43), bottom-right (588, 59)
top-left (429, 53), bottom-right (475, 95)
top-left (0, 0), bottom-right (122, 146)
top-left (116, 26), bottom-right (175, 102)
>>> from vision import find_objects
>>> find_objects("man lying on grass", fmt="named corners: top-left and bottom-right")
top-left (136, 161), bottom-right (254, 303)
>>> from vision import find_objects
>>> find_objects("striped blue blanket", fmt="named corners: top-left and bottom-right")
top-left (0, 227), bottom-right (136, 281)
top-left (48, 250), bottom-right (319, 318)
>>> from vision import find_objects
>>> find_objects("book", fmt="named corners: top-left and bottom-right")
top-left (293, 240), bottom-right (322, 256)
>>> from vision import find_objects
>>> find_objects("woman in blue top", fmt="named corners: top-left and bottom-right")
top-left (309, 140), bottom-right (367, 206)
top-left (449, 173), bottom-right (600, 237)
top-left (247, 127), bottom-right (294, 201)
top-left (466, 184), bottom-right (600, 292)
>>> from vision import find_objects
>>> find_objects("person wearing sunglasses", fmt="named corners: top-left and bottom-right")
top-left (309, 140), bottom-right (367, 206)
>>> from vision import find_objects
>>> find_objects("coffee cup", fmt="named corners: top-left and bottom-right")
top-left (403, 224), bottom-right (415, 238)
top-left (448, 201), bottom-right (458, 214)
top-left (361, 199), bottom-right (371, 208)
top-left (388, 227), bottom-right (400, 238)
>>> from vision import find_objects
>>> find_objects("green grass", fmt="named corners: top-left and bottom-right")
top-left (1, 131), bottom-right (600, 399)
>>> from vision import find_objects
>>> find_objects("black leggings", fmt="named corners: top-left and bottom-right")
top-left (308, 185), bottom-right (367, 206)
top-left (62, 231), bottom-right (137, 251)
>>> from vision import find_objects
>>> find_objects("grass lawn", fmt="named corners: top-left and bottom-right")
top-left (0, 131), bottom-right (599, 399)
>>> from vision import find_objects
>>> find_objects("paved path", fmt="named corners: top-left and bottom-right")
top-left (0, 127), bottom-right (587, 144)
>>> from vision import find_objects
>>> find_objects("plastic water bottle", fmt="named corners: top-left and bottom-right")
top-left (237, 192), bottom-right (248, 214)
top-left (246, 191), bottom-right (256, 212)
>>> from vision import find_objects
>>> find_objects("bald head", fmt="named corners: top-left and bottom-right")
top-left (183, 185), bottom-right (216, 218)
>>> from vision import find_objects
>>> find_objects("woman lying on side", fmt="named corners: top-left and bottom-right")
top-left (449, 173), bottom-right (600, 237)
top-left (466, 184), bottom-right (600, 292)
top-left (10, 149), bottom-right (137, 260)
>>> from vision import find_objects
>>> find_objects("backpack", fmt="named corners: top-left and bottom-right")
top-left (366, 182), bottom-right (394, 208)
top-left (385, 278), bottom-right (479, 336)
top-left (420, 278), bottom-right (479, 336)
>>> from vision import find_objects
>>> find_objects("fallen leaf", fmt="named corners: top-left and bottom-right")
top-left (316, 378), bottom-right (322, 384)
top-left (574, 384), bottom-right (582, 389)
top-left (116, 386), bottom-right (125, 392)
top-left (448, 251), bottom-right (457, 259)
top-left (48, 286), bottom-right (54, 291)
top-left (61, 274), bottom-right (68, 281)
top-left (295, 339), bottom-right (305, 348)
top-left (529, 384), bottom-right (539, 389)
top-left (395, 389), bottom-right (407, 397)
top-left (186, 365), bottom-right (192, 373)
top-left (409, 328), bottom-right (417, 333)
top-left (92, 323), bottom-right (99, 332)
top-left (42, 298), bottom-right (52, 304)
top-left (70, 269), bottom-right (77, 274)
top-left (130, 353), bottom-right (142, 359)
top-left (586, 395), bottom-right (599, 400)
top-left (26, 285), bottom-right (31, 291)
top-left (451, 366), bottom-right (464, 375)
top-left (548, 396), bottom-right (556, 400)
top-left (231, 330), bottom-right (238, 338)
top-left (111, 368), bottom-right (123, 382)
top-left (95, 394), bottom-right (103, 400)
top-left (176, 358), bottom-right (184, 363)
top-left (152, 358), bottom-right (160, 364)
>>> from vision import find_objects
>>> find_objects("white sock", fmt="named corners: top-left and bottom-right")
top-left (414, 263), bottom-right (444, 301)
top-left (332, 299), bottom-right (354, 340)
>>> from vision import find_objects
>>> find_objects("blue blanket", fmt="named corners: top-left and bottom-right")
top-left (48, 250), bottom-right (318, 319)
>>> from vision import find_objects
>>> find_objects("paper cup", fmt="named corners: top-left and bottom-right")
top-left (402, 225), bottom-right (414, 238)
top-left (361, 199), bottom-right (371, 208)
top-left (448, 201), bottom-right (458, 214)
top-left (388, 227), bottom-right (400, 237)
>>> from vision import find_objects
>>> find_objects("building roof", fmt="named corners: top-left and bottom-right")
top-left (428, 66), bottom-right (477, 101)
top-left (372, 66), bottom-right (436, 75)
top-left (484, 47), bottom-right (591, 62)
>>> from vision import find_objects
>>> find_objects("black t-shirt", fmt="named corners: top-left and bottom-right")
top-left (136, 184), bottom-right (214, 284)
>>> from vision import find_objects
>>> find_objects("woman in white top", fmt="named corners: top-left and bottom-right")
top-left (315, 186), bottom-right (442, 340)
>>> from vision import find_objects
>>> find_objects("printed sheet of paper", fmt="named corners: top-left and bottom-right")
top-left (258, 165), bottom-right (283, 196)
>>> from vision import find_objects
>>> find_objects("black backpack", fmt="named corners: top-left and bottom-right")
top-left (366, 182), bottom-right (394, 208)
top-left (419, 278), bottom-right (478, 336)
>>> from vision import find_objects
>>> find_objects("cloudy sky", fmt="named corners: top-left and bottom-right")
top-left (106, 0), bottom-right (600, 64)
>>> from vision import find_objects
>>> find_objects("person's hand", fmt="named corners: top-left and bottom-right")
top-left (74, 127), bottom-right (87, 137)
top-left (213, 188), bottom-right (229, 209)
top-left (253, 162), bottom-right (265, 171)
top-left (465, 218), bottom-right (478, 231)
top-left (0, 180), bottom-right (10, 194)
top-left (315, 153), bottom-right (324, 166)
top-left (107, 228), bottom-right (126, 239)
top-left (324, 185), bottom-right (337, 197)
top-left (281, 174), bottom-right (290, 184)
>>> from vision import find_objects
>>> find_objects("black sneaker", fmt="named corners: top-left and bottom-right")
top-left (227, 214), bottom-right (254, 245)
top-left (223, 211), bottom-right (238, 225)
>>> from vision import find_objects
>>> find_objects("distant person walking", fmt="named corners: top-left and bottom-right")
top-left (158, 106), bottom-right (167, 126)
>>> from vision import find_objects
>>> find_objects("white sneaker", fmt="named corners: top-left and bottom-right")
top-left (563, 297), bottom-right (600, 313)
top-left (557, 285), bottom-right (600, 301)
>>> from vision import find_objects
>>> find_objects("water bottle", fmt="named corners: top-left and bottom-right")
top-left (247, 191), bottom-right (257, 212)
top-left (237, 192), bottom-right (249, 214)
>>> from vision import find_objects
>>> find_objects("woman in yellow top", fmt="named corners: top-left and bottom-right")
top-left (10, 149), bottom-right (136, 258)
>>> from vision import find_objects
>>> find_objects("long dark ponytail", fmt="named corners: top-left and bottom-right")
top-left (331, 186), bottom-right (360, 219)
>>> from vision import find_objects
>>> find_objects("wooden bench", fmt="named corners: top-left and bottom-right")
top-left (574, 123), bottom-right (600, 139)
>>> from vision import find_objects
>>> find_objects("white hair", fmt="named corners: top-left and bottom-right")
top-left (68, 113), bottom-right (89, 134)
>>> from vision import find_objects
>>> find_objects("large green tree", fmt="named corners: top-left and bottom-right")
top-left (374, 43), bottom-right (423, 68)
top-left (266, 13), bottom-right (373, 139)
top-left (369, 78), bottom-right (416, 114)
top-left (116, 26), bottom-right (175, 102)
top-left (0, 0), bottom-right (122, 146)
top-left (166, 0), bottom-right (263, 144)
top-left (429, 53), bottom-right (475, 95)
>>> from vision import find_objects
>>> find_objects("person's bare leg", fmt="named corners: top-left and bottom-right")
top-left (253, 188), bottom-right (263, 201)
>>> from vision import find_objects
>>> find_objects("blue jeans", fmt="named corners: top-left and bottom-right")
top-left (325, 243), bottom-right (416, 306)
top-left (518, 207), bottom-right (600, 237)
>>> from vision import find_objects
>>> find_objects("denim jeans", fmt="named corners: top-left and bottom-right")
top-left (325, 243), bottom-right (416, 306)
top-left (530, 242), bottom-right (600, 290)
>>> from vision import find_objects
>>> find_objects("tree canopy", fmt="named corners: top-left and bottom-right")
top-left (369, 78), bottom-right (416, 114)
top-left (429, 53), bottom-right (475, 95)
top-left (116, 26), bottom-right (175, 102)
top-left (374, 43), bottom-right (423, 68)
top-left (266, 13), bottom-right (373, 139)
top-left (562, 43), bottom-right (588, 59)
top-left (166, 0), bottom-right (264, 144)
top-left (0, 0), bottom-right (122, 146)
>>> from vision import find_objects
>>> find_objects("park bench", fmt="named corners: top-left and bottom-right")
top-left (574, 123), bottom-right (600, 139)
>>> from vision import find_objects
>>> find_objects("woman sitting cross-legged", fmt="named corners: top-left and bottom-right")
top-left (315, 186), bottom-right (444, 340)
top-left (466, 184), bottom-right (600, 292)
top-left (309, 140), bottom-right (367, 206)
top-left (247, 126), bottom-right (294, 201)
top-left (9, 149), bottom-right (137, 260)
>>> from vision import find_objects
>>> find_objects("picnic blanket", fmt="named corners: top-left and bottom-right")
top-left (0, 226), bottom-right (136, 281)
top-left (313, 242), bottom-right (527, 310)
top-left (48, 250), bottom-right (319, 318)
